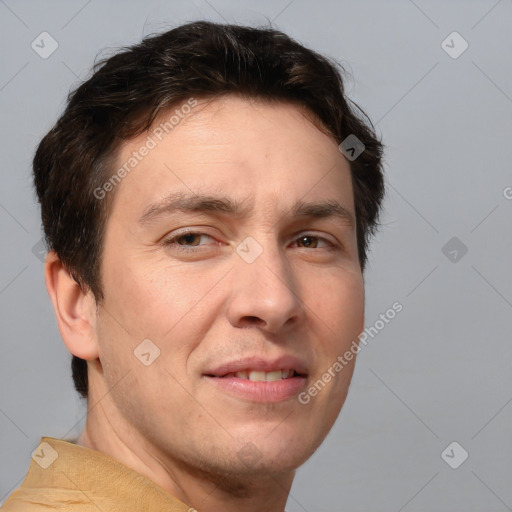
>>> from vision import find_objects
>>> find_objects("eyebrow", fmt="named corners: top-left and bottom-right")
top-left (138, 192), bottom-right (355, 228)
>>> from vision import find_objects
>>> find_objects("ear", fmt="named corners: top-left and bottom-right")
top-left (44, 251), bottom-right (99, 360)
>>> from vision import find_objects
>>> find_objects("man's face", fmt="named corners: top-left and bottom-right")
top-left (94, 95), bottom-right (364, 478)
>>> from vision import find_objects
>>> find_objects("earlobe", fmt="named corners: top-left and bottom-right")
top-left (44, 251), bottom-right (99, 361)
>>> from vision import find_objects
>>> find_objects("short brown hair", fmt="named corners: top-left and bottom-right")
top-left (33, 21), bottom-right (385, 399)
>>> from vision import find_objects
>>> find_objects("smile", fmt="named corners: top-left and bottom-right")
top-left (220, 369), bottom-right (297, 381)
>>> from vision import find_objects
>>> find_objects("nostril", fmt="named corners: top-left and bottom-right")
top-left (241, 316), bottom-right (266, 327)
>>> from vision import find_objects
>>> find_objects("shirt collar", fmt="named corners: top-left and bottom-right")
top-left (20, 436), bottom-right (193, 511)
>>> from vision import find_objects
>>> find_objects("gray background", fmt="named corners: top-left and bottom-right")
top-left (1, 1), bottom-right (511, 510)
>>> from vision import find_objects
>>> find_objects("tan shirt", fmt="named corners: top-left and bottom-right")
top-left (1, 437), bottom-right (192, 511)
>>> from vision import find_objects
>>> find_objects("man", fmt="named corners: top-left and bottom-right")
top-left (2, 20), bottom-right (384, 512)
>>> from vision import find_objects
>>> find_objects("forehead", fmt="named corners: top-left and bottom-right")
top-left (109, 95), bottom-right (354, 220)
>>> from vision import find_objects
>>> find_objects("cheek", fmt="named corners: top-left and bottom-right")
top-left (330, 275), bottom-right (364, 379)
top-left (134, 264), bottom-right (225, 343)
top-left (102, 249), bottom-right (216, 339)
top-left (304, 270), bottom-right (363, 406)
top-left (97, 256), bottom-right (225, 398)
top-left (310, 268), bottom-right (364, 340)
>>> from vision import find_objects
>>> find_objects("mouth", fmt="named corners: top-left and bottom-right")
top-left (207, 369), bottom-right (305, 381)
top-left (203, 358), bottom-right (309, 403)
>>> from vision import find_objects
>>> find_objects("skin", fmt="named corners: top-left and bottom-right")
top-left (45, 95), bottom-right (365, 512)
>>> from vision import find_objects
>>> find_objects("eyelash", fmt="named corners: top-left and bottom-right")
top-left (162, 230), bottom-right (338, 253)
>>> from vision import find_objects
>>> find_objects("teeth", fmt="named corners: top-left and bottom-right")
top-left (265, 370), bottom-right (282, 382)
top-left (248, 371), bottom-right (266, 381)
top-left (231, 369), bottom-right (295, 380)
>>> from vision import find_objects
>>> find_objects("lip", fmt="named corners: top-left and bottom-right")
top-left (204, 355), bottom-right (309, 378)
top-left (203, 355), bottom-right (309, 403)
top-left (205, 374), bottom-right (307, 403)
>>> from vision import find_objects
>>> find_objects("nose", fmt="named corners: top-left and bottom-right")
top-left (227, 236), bottom-right (304, 334)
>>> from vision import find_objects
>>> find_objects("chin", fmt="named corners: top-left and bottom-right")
top-left (232, 428), bottom-right (323, 474)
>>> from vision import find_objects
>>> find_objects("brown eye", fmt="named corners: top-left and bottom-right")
top-left (163, 232), bottom-right (216, 252)
top-left (293, 235), bottom-right (332, 249)
top-left (297, 236), bottom-right (318, 248)
top-left (175, 233), bottom-right (202, 246)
